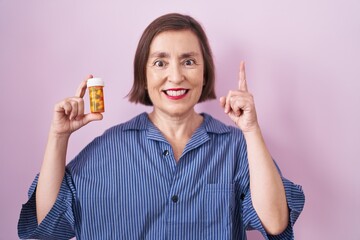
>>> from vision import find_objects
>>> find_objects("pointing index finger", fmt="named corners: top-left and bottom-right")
top-left (75, 75), bottom-right (93, 98)
top-left (238, 61), bottom-right (248, 92)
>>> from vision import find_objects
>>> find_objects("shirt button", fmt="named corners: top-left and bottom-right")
top-left (240, 193), bottom-right (245, 201)
top-left (163, 150), bottom-right (169, 156)
top-left (171, 195), bottom-right (179, 203)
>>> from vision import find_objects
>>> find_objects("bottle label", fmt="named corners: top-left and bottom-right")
top-left (89, 86), bottom-right (105, 113)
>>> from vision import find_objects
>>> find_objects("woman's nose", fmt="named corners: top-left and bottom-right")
top-left (167, 64), bottom-right (184, 83)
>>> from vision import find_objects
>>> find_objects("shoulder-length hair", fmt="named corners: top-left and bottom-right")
top-left (128, 13), bottom-right (216, 105)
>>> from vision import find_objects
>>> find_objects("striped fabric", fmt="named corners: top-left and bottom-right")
top-left (18, 112), bottom-right (305, 240)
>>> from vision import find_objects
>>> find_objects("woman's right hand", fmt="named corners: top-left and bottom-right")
top-left (50, 75), bottom-right (103, 138)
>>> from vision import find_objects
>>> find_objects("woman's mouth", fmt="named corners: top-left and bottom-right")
top-left (162, 88), bottom-right (189, 100)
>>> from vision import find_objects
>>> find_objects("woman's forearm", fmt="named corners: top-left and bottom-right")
top-left (35, 131), bottom-right (69, 224)
top-left (244, 127), bottom-right (289, 235)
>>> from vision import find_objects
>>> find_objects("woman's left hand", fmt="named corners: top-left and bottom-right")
top-left (220, 61), bottom-right (260, 133)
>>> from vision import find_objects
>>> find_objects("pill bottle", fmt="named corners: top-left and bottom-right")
top-left (87, 78), bottom-right (105, 113)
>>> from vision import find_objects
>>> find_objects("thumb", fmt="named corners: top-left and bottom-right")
top-left (82, 113), bottom-right (103, 125)
top-left (219, 96), bottom-right (226, 108)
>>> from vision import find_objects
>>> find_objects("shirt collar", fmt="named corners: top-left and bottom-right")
top-left (122, 112), bottom-right (231, 135)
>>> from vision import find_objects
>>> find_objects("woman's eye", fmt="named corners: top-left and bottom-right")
top-left (184, 59), bottom-right (195, 66)
top-left (154, 60), bottom-right (165, 67)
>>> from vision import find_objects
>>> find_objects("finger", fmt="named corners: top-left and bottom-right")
top-left (75, 74), bottom-right (93, 98)
top-left (229, 96), bottom-right (245, 117)
top-left (238, 61), bottom-right (248, 92)
top-left (66, 98), bottom-right (85, 120)
top-left (68, 100), bottom-right (79, 120)
top-left (225, 90), bottom-right (241, 113)
top-left (74, 98), bottom-right (85, 120)
top-left (76, 98), bottom-right (85, 120)
top-left (61, 101), bottom-right (72, 116)
top-left (224, 91), bottom-right (234, 113)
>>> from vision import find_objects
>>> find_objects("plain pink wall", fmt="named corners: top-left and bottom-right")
top-left (1, 1), bottom-right (359, 239)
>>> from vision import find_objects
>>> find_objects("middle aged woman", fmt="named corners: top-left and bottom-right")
top-left (18, 13), bottom-right (305, 240)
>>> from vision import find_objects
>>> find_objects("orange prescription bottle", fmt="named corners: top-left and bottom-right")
top-left (87, 78), bottom-right (105, 113)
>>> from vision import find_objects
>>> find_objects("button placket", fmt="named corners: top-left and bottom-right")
top-left (159, 144), bottom-right (181, 207)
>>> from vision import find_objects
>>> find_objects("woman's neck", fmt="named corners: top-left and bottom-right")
top-left (148, 110), bottom-right (203, 141)
top-left (148, 109), bottom-right (204, 161)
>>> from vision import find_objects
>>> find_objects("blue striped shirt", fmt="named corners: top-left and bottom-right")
top-left (18, 112), bottom-right (305, 239)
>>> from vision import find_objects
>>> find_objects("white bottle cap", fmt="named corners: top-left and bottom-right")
top-left (87, 78), bottom-right (105, 87)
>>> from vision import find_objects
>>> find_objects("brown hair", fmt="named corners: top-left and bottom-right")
top-left (128, 13), bottom-right (216, 105)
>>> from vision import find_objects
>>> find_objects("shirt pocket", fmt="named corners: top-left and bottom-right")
top-left (204, 183), bottom-right (236, 239)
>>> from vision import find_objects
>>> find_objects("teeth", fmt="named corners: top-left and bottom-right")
top-left (166, 90), bottom-right (187, 96)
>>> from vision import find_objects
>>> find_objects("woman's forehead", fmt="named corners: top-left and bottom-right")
top-left (149, 30), bottom-right (202, 56)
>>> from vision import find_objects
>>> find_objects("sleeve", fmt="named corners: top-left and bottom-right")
top-left (233, 128), bottom-right (305, 239)
top-left (242, 176), bottom-right (305, 240)
top-left (17, 170), bottom-right (76, 240)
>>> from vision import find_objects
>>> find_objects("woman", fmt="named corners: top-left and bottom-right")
top-left (18, 13), bottom-right (304, 239)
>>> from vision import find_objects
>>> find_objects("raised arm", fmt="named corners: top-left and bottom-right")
top-left (219, 62), bottom-right (288, 235)
top-left (36, 75), bottom-right (103, 224)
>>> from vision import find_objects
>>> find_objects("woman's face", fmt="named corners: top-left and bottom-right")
top-left (146, 30), bottom-right (204, 118)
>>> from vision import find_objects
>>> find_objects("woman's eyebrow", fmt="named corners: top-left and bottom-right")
top-left (180, 52), bottom-right (200, 58)
top-left (149, 52), bottom-right (170, 58)
top-left (149, 51), bottom-right (201, 58)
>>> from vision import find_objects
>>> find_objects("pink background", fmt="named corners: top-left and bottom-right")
top-left (1, 1), bottom-right (359, 239)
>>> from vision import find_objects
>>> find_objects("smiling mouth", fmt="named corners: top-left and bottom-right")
top-left (162, 88), bottom-right (189, 99)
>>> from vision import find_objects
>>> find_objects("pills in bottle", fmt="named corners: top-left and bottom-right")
top-left (87, 78), bottom-right (105, 113)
